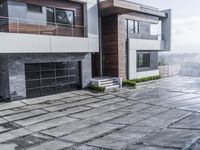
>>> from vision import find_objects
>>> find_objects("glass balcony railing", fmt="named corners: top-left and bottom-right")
top-left (0, 16), bottom-right (87, 37)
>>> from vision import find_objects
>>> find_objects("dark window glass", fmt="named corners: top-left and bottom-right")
top-left (56, 70), bottom-right (68, 77)
top-left (25, 64), bottom-right (40, 72)
top-left (42, 86), bottom-right (56, 96)
top-left (42, 79), bottom-right (55, 87)
top-left (56, 62), bottom-right (68, 69)
top-left (41, 71), bottom-right (55, 78)
top-left (56, 8), bottom-right (74, 25)
top-left (26, 80), bottom-right (41, 89)
top-left (47, 7), bottom-right (55, 23)
top-left (27, 88), bottom-right (41, 98)
top-left (41, 63), bottom-right (54, 71)
top-left (137, 53), bottom-right (150, 68)
top-left (27, 4), bottom-right (42, 13)
top-left (25, 72), bottom-right (40, 80)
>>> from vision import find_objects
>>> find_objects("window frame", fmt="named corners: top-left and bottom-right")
top-left (127, 19), bottom-right (140, 34)
top-left (55, 8), bottom-right (75, 26)
top-left (27, 3), bottom-right (43, 14)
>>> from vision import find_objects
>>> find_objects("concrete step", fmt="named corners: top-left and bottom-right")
top-left (100, 80), bottom-right (119, 85)
top-left (105, 85), bottom-right (120, 90)
top-left (101, 83), bottom-right (119, 87)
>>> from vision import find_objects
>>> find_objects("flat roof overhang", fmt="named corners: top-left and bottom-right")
top-left (99, 0), bottom-right (167, 18)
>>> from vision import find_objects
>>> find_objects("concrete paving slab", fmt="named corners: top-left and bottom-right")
top-left (87, 132), bottom-right (138, 150)
top-left (142, 128), bottom-right (200, 149)
top-left (86, 111), bottom-right (130, 123)
top-left (41, 120), bottom-right (97, 138)
top-left (61, 95), bottom-right (93, 103)
top-left (3, 133), bottom-right (51, 150)
top-left (110, 106), bottom-right (168, 125)
top-left (26, 140), bottom-right (73, 150)
top-left (126, 144), bottom-right (178, 150)
top-left (60, 123), bottom-right (124, 143)
top-left (0, 101), bottom-right (64, 117)
top-left (170, 113), bottom-right (200, 130)
top-left (97, 94), bottom-right (116, 100)
top-left (0, 117), bottom-right (8, 125)
top-left (150, 94), bottom-right (200, 105)
top-left (136, 109), bottom-right (190, 128)
top-left (179, 103), bottom-right (200, 112)
top-left (3, 109), bottom-right (47, 121)
top-left (26, 116), bottom-right (77, 132)
top-left (0, 128), bottom-right (33, 143)
top-left (15, 106), bottom-right (90, 126)
top-left (120, 103), bottom-right (150, 112)
top-left (43, 98), bottom-right (100, 112)
top-left (0, 122), bottom-right (20, 133)
top-left (70, 102), bottom-right (132, 119)
top-left (86, 97), bottom-right (126, 108)
top-left (0, 101), bottom-right (26, 111)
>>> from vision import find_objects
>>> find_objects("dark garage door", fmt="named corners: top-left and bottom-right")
top-left (25, 61), bottom-right (81, 98)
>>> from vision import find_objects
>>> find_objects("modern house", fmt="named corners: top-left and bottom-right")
top-left (93, 0), bottom-right (171, 80)
top-left (0, 0), bottom-right (171, 101)
top-left (0, 0), bottom-right (99, 100)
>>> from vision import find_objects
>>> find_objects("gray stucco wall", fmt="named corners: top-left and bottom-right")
top-left (0, 55), bottom-right (10, 100)
top-left (0, 53), bottom-right (91, 101)
top-left (137, 51), bottom-right (158, 72)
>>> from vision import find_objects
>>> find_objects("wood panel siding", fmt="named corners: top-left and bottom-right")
top-left (6, 23), bottom-right (85, 37)
top-left (102, 15), bottom-right (119, 77)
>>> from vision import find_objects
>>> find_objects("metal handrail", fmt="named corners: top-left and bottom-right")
top-left (0, 15), bottom-right (87, 37)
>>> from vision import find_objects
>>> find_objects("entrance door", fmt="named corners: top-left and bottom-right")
top-left (25, 61), bottom-right (81, 98)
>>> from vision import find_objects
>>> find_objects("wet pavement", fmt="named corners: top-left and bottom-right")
top-left (0, 76), bottom-right (200, 149)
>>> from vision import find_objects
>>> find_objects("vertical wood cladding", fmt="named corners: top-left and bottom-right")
top-left (15, 0), bottom-right (84, 26)
top-left (102, 15), bottom-right (119, 77)
top-left (101, 15), bottom-right (127, 79)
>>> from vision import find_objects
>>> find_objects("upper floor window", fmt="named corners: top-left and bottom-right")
top-left (46, 7), bottom-right (74, 26)
top-left (127, 20), bottom-right (139, 34)
top-left (27, 4), bottom-right (42, 13)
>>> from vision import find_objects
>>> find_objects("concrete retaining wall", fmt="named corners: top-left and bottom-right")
top-left (159, 64), bottom-right (181, 78)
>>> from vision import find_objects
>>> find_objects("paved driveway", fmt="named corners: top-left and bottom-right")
top-left (1, 76), bottom-right (200, 150)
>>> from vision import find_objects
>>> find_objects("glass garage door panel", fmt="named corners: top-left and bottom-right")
top-left (25, 61), bottom-right (81, 98)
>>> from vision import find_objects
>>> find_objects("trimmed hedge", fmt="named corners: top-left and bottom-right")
top-left (123, 75), bottom-right (161, 87)
top-left (89, 85), bottom-right (105, 93)
top-left (122, 80), bottom-right (136, 87)
top-left (133, 75), bottom-right (161, 83)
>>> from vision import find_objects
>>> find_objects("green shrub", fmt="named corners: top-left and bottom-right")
top-left (89, 85), bottom-right (105, 93)
top-left (132, 75), bottom-right (161, 83)
top-left (122, 80), bottom-right (136, 87)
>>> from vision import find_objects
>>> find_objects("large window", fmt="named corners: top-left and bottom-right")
top-left (27, 4), bottom-right (42, 13)
top-left (46, 7), bottom-right (74, 25)
top-left (137, 53), bottom-right (150, 68)
top-left (127, 20), bottom-right (139, 34)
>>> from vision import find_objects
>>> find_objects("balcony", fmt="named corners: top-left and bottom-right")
top-left (0, 16), bottom-right (87, 37)
top-left (0, 16), bottom-right (100, 53)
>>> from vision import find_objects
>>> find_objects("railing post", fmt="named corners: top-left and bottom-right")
top-left (55, 23), bottom-right (58, 36)
top-left (72, 25), bottom-right (74, 36)
top-left (16, 18), bottom-right (19, 33)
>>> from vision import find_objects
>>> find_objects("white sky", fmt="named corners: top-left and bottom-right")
top-left (130, 0), bottom-right (200, 53)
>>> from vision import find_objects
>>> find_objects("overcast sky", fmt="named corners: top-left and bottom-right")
top-left (130, 0), bottom-right (200, 53)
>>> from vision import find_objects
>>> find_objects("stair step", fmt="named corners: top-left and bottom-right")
top-left (100, 81), bottom-right (119, 85)
top-left (105, 85), bottom-right (120, 90)
top-left (101, 83), bottom-right (119, 87)
top-left (97, 78), bottom-right (119, 82)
